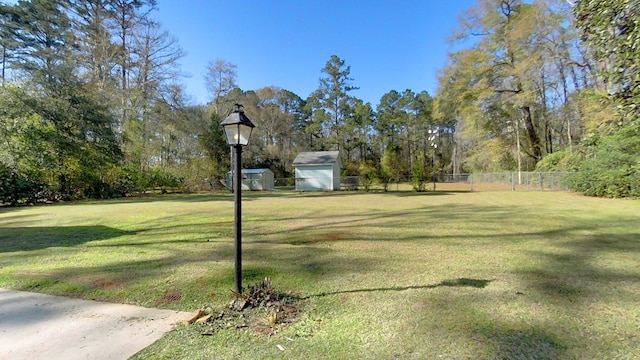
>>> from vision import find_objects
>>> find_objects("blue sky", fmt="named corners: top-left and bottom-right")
top-left (155, 0), bottom-right (477, 106)
top-left (3, 0), bottom-right (476, 105)
top-left (157, 1), bottom-right (477, 106)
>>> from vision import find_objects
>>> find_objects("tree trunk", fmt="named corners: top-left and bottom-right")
top-left (521, 106), bottom-right (542, 161)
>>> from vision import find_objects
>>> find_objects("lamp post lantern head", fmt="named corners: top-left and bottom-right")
top-left (221, 104), bottom-right (256, 146)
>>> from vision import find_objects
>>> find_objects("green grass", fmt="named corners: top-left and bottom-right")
top-left (1, 189), bottom-right (639, 359)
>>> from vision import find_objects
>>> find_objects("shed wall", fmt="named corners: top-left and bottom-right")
top-left (333, 158), bottom-right (342, 190)
top-left (226, 170), bottom-right (274, 191)
top-left (295, 166), bottom-right (334, 191)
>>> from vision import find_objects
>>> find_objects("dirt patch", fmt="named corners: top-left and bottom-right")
top-left (187, 278), bottom-right (302, 336)
top-left (65, 273), bottom-right (128, 290)
top-left (163, 290), bottom-right (182, 302)
top-left (323, 232), bottom-right (344, 241)
top-left (91, 279), bottom-right (119, 289)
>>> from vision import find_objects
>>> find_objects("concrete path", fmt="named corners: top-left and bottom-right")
top-left (0, 288), bottom-right (191, 360)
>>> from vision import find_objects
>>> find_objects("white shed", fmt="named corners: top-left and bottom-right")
top-left (292, 151), bottom-right (341, 191)
top-left (226, 168), bottom-right (275, 191)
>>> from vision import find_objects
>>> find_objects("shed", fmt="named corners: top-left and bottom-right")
top-left (226, 168), bottom-right (274, 191)
top-left (292, 151), bottom-right (341, 191)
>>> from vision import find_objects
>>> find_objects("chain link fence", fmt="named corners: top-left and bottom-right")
top-left (432, 172), bottom-right (572, 191)
top-left (463, 172), bottom-right (572, 191)
top-left (274, 172), bottom-right (572, 192)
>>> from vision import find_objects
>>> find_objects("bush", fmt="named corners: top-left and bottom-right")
top-left (148, 167), bottom-right (183, 193)
top-left (566, 163), bottom-right (639, 198)
top-left (0, 163), bottom-right (47, 205)
top-left (565, 127), bottom-right (640, 198)
top-left (410, 161), bottom-right (430, 192)
top-left (96, 165), bottom-right (184, 197)
top-left (377, 168), bottom-right (391, 192)
top-left (358, 161), bottom-right (377, 192)
top-left (535, 150), bottom-right (582, 172)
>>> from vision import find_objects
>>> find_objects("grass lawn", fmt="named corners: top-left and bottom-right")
top-left (1, 188), bottom-right (639, 359)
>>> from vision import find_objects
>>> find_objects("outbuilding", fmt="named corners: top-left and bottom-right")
top-left (226, 168), bottom-right (274, 191)
top-left (292, 151), bottom-right (341, 191)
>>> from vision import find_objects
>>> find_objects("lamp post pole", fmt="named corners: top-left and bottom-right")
top-left (221, 103), bottom-right (255, 295)
top-left (233, 144), bottom-right (242, 294)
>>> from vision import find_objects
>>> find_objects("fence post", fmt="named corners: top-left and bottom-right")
top-left (539, 173), bottom-right (543, 191)
top-left (511, 172), bottom-right (516, 191)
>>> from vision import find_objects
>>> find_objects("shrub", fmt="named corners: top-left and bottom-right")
top-left (0, 163), bottom-right (47, 205)
top-left (148, 167), bottom-right (183, 193)
top-left (565, 127), bottom-right (640, 198)
top-left (410, 160), bottom-right (430, 192)
top-left (358, 161), bottom-right (377, 192)
top-left (535, 150), bottom-right (582, 172)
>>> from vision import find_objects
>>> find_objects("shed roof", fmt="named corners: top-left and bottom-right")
top-left (292, 151), bottom-right (340, 166)
top-left (242, 168), bottom-right (272, 174)
top-left (226, 168), bottom-right (272, 174)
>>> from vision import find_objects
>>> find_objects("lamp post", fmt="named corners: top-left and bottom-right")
top-left (221, 104), bottom-right (256, 294)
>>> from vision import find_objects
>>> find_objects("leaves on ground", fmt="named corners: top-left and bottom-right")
top-left (190, 278), bottom-right (301, 336)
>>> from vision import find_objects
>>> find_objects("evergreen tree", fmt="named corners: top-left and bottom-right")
top-left (309, 55), bottom-right (359, 155)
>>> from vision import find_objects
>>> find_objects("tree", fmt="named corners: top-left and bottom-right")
top-left (348, 99), bottom-right (375, 162)
top-left (440, 0), bottom-right (590, 173)
top-left (309, 55), bottom-right (359, 154)
top-left (302, 91), bottom-right (329, 150)
top-left (0, 1), bottom-right (22, 86)
top-left (4, 0), bottom-right (82, 196)
top-left (109, 0), bottom-right (157, 159)
top-left (70, 0), bottom-right (120, 92)
top-left (204, 58), bottom-right (237, 114)
top-left (0, 0), bottom-right (122, 199)
top-left (251, 86), bottom-right (306, 175)
top-left (374, 89), bottom-right (434, 177)
top-left (411, 91), bottom-right (438, 169)
top-left (3, 0), bottom-right (76, 82)
top-left (276, 89), bottom-right (307, 169)
top-left (561, 0), bottom-right (640, 198)
top-left (411, 151), bottom-right (430, 192)
top-left (197, 109), bottom-right (228, 185)
top-left (574, 0), bottom-right (640, 121)
top-left (125, 19), bottom-right (184, 172)
top-left (376, 90), bottom-right (404, 148)
top-left (380, 143), bottom-right (407, 190)
top-left (111, 0), bottom-right (157, 92)
top-left (0, 85), bottom-right (33, 173)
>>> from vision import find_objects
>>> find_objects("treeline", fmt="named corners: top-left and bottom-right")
top-left (438, 0), bottom-right (639, 198)
top-left (1, 0), bottom-right (638, 205)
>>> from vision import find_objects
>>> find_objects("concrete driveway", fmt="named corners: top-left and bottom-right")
top-left (0, 288), bottom-right (191, 359)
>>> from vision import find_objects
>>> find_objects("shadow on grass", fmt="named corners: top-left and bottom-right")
top-left (76, 193), bottom-right (235, 205)
top-left (476, 324), bottom-right (567, 359)
top-left (517, 232), bottom-right (640, 301)
top-left (0, 213), bottom-right (41, 227)
top-left (0, 226), bottom-right (134, 252)
top-left (0, 190), bottom-right (465, 212)
top-left (261, 203), bottom-right (534, 244)
top-left (246, 189), bottom-right (467, 199)
top-left (305, 278), bottom-right (492, 299)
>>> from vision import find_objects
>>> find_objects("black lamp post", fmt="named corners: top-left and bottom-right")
top-left (221, 104), bottom-right (256, 294)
